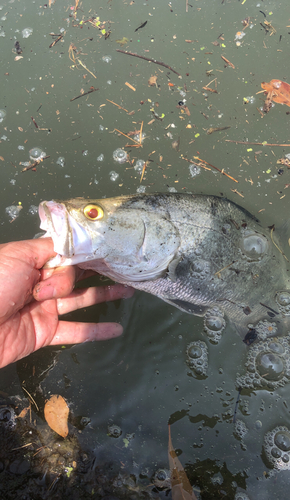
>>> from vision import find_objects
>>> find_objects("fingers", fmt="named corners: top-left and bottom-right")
top-left (34, 266), bottom-right (77, 301)
top-left (56, 284), bottom-right (135, 315)
top-left (49, 320), bottom-right (123, 344)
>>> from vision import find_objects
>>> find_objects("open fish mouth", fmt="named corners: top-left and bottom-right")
top-left (39, 200), bottom-right (96, 267)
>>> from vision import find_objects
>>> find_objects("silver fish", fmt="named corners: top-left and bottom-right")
top-left (39, 193), bottom-right (290, 337)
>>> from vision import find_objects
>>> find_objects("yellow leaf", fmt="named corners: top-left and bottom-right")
top-left (44, 395), bottom-right (69, 438)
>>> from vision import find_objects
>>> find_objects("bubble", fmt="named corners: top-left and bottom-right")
top-left (248, 319), bottom-right (278, 341)
top-left (245, 96), bottom-right (255, 104)
top-left (234, 419), bottom-right (248, 440)
top-left (136, 185), bottom-right (146, 193)
top-left (236, 335), bottom-right (290, 390)
top-left (204, 307), bottom-right (225, 343)
top-left (22, 27), bottom-right (33, 38)
top-left (276, 291), bottom-right (290, 315)
top-left (113, 148), bottom-right (127, 164)
top-left (274, 431), bottom-right (290, 452)
top-left (134, 132), bottom-right (146, 143)
top-left (97, 154), bottom-right (104, 162)
top-left (264, 426), bottom-right (290, 470)
top-left (234, 493), bottom-right (250, 500)
top-left (152, 468), bottom-right (171, 489)
top-left (190, 259), bottom-right (211, 280)
top-left (189, 163), bottom-right (201, 178)
top-left (186, 340), bottom-right (208, 377)
top-left (168, 187), bottom-right (177, 193)
top-left (134, 159), bottom-right (145, 172)
top-left (0, 407), bottom-right (16, 429)
top-left (268, 341), bottom-right (285, 354)
top-left (240, 230), bottom-right (268, 261)
top-left (107, 424), bottom-right (122, 438)
top-left (235, 31), bottom-right (246, 40)
top-left (18, 145), bottom-right (25, 150)
top-left (0, 109), bottom-right (6, 123)
top-left (28, 205), bottom-right (38, 215)
top-left (82, 150), bottom-right (88, 156)
top-left (5, 205), bottom-right (22, 220)
top-left (102, 55), bottom-right (112, 63)
top-left (109, 170), bottom-right (119, 181)
top-left (56, 156), bottom-right (65, 167)
top-left (256, 352), bottom-right (285, 381)
top-left (29, 147), bottom-right (46, 161)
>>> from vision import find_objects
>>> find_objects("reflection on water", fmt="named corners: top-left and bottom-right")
top-left (1, 0), bottom-right (290, 497)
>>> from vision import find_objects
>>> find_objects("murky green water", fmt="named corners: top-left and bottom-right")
top-left (1, 0), bottom-right (290, 498)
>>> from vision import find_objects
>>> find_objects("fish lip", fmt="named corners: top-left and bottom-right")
top-left (39, 201), bottom-right (74, 257)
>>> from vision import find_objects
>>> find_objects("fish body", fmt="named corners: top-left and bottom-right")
top-left (39, 193), bottom-right (290, 336)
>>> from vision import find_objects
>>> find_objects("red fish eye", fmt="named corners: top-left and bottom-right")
top-left (84, 204), bottom-right (104, 220)
top-left (88, 208), bottom-right (99, 219)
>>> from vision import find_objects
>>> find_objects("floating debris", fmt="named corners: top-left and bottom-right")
top-left (22, 27), bottom-right (33, 38)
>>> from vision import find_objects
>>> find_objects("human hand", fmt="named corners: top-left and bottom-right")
top-left (0, 238), bottom-right (134, 368)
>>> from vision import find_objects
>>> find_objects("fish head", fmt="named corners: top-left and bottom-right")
top-left (39, 196), bottom-right (180, 282)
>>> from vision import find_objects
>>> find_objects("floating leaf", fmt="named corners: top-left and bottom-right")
top-left (168, 425), bottom-right (197, 500)
top-left (44, 395), bottom-right (69, 438)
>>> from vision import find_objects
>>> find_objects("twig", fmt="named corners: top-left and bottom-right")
top-left (270, 227), bottom-right (289, 261)
top-left (221, 55), bottom-right (235, 69)
top-left (193, 156), bottom-right (238, 183)
top-left (225, 140), bottom-right (290, 147)
top-left (49, 34), bottom-right (63, 48)
top-left (31, 116), bottom-right (38, 128)
top-left (106, 99), bottom-right (128, 112)
top-left (21, 155), bottom-right (50, 173)
top-left (116, 49), bottom-right (181, 76)
top-left (114, 129), bottom-right (141, 145)
top-left (70, 87), bottom-right (99, 101)
top-left (22, 386), bottom-right (39, 411)
top-left (77, 59), bottom-right (97, 78)
top-left (231, 188), bottom-right (244, 198)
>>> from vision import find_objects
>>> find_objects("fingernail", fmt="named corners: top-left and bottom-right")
top-left (34, 283), bottom-right (56, 301)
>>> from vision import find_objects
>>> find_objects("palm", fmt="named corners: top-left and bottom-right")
top-left (0, 238), bottom-right (134, 368)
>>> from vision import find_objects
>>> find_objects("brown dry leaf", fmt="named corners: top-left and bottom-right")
top-left (14, 56), bottom-right (23, 61)
top-left (148, 75), bottom-right (158, 87)
top-left (168, 425), bottom-right (197, 500)
top-left (44, 395), bottom-right (69, 438)
top-left (0, 156), bottom-right (4, 161)
top-left (18, 127), bottom-right (23, 132)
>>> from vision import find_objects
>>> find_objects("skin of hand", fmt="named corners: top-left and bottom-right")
top-left (0, 238), bottom-right (134, 368)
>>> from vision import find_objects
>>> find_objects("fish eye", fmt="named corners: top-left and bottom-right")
top-left (83, 204), bottom-right (104, 221)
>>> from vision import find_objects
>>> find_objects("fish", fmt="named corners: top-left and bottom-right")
top-left (39, 193), bottom-right (290, 337)
top-left (261, 79), bottom-right (290, 107)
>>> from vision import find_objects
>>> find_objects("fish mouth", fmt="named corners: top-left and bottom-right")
top-left (39, 200), bottom-right (74, 257)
